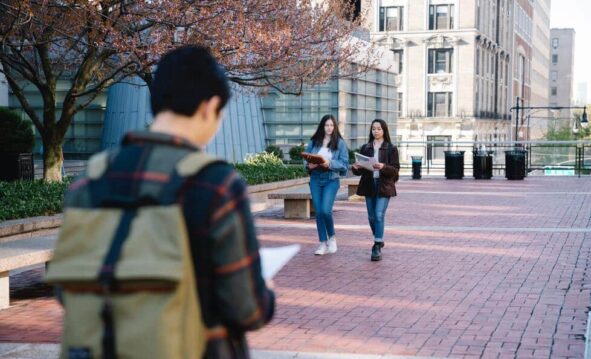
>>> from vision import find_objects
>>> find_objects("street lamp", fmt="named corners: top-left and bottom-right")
top-left (511, 99), bottom-right (589, 139)
top-left (572, 108), bottom-right (588, 134)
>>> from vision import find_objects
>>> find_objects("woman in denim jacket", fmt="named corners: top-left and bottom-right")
top-left (304, 114), bottom-right (349, 255)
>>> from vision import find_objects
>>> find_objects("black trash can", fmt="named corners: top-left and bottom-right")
top-left (505, 149), bottom-right (527, 180)
top-left (0, 153), bottom-right (34, 181)
top-left (444, 151), bottom-right (465, 179)
top-left (473, 150), bottom-right (493, 179)
top-left (411, 156), bottom-right (422, 179)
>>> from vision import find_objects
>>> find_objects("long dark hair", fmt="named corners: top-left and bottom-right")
top-left (368, 119), bottom-right (392, 144)
top-left (310, 114), bottom-right (342, 151)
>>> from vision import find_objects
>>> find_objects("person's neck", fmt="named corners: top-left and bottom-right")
top-left (374, 138), bottom-right (383, 146)
top-left (150, 112), bottom-right (203, 147)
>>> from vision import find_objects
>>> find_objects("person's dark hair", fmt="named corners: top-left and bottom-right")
top-left (151, 46), bottom-right (231, 117)
top-left (310, 114), bottom-right (342, 151)
top-left (368, 119), bottom-right (392, 144)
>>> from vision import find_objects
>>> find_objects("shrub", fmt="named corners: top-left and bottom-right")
top-left (0, 178), bottom-right (71, 221)
top-left (289, 143), bottom-right (306, 162)
top-left (235, 164), bottom-right (307, 185)
top-left (244, 151), bottom-right (284, 167)
top-left (238, 152), bottom-right (307, 185)
top-left (264, 144), bottom-right (284, 160)
top-left (0, 108), bottom-right (35, 153)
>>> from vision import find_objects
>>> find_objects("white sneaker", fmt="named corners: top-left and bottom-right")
top-left (327, 237), bottom-right (337, 253)
top-left (314, 242), bottom-right (329, 255)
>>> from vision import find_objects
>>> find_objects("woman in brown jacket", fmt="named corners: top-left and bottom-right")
top-left (352, 119), bottom-right (400, 261)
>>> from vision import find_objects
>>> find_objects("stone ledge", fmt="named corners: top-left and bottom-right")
top-left (0, 215), bottom-right (63, 239)
top-left (248, 177), bottom-right (310, 194)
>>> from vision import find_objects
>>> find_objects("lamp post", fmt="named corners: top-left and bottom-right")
top-left (572, 107), bottom-right (588, 177)
top-left (509, 101), bottom-right (588, 179)
top-left (572, 107), bottom-right (589, 135)
top-left (511, 100), bottom-right (588, 141)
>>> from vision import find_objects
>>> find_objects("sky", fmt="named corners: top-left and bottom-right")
top-left (550, 0), bottom-right (591, 101)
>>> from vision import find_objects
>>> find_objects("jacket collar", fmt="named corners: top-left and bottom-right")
top-left (122, 131), bottom-right (199, 151)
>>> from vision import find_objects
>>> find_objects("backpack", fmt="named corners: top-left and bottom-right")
top-left (46, 150), bottom-right (220, 359)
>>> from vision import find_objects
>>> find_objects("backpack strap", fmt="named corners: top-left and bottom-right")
top-left (96, 151), bottom-right (222, 359)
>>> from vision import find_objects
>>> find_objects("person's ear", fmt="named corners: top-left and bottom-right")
top-left (204, 96), bottom-right (222, 121)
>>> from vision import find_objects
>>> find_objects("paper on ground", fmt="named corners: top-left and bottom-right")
top-left (259, 244), bottom-right (301, 280)
top-left (354, 152), bottom-right (376, 171)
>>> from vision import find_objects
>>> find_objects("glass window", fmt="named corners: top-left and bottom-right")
top-left (552, 38), bottom-right (559, 49)
top-left (476, 48), bottom-right (480, 75)
top-left (550, 71), bottom-right (557, 81)
top-left (429, 5), bottom-right (454, 30)
top-left (551, 87), bottom-right (557, 96)
top-left (379, 7), bottom-right (403, 31)
top-left (428, 49), bottom-right (453, 74)
top-left (392, 49), bottom-right (403, 73)
top-left (427, 92), bottom-right (452, 117)
top-left (552, 54), bottom-right (558, 64)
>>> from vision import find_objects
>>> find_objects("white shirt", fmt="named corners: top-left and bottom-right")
top-left (373, 147), bottom-right (380, 178)
top-left (317, 146), bottom-right (333, 161)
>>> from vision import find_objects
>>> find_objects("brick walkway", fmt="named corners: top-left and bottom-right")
top-left (1, 177), bottom-right (591, 358)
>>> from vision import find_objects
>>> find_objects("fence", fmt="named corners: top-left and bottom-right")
top-left (395, 140), bottom-right (591, 176)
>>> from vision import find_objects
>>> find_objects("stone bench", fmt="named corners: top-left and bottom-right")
top-left (268, 188), bottom-right (316, 219)
top-left (0, 236), bottom-right (56, 309)
top-left (342, 177), bottom-right (359, 199)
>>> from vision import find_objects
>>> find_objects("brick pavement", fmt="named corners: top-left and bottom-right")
top-left (1, 177), bottom-right (590, 358)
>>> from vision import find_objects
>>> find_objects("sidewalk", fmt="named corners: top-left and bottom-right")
top-left (1, 177), bottom-right (591, 358)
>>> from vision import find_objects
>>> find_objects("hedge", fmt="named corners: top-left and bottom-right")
top-left (0, 164), bottom-right (308, 221)
top-left (235, 163), bottom-right (307, 185)
top-left (0, 179), bottom-right (71, 221)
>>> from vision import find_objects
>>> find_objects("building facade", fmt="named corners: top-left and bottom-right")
top-left (261, 65), bottom-right (398, 153)
top-left (549, 28), bottom-right (575, 121)
top-left (8, 79), bottom-right (107, 158)
top-left (526, 0), bottom-right (551, 139)
top-left (363, 0), bottom-right (514, 163)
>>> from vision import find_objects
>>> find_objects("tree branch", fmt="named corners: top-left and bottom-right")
top-left (1, 60), bottom-right (43, 131)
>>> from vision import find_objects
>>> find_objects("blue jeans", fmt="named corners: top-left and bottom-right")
top-left (365, 179), bottom-right (390, 242)
top-left (309, 174), bottom-right (340, 242)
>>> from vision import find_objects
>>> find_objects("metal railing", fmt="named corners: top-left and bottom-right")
top-left (395, 140), bottom-right (591, 176)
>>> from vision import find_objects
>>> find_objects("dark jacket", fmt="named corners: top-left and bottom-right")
top-left (64, 132), bottom-right (274, 359)
top-left (351, 141), bottom-right (400, 197)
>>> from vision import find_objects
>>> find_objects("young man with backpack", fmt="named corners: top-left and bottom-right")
top-left (46, 46), bottom-right (275, 359)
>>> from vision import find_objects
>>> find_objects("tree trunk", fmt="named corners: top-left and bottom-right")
top-left (42, 131), bottom-right (65, 182)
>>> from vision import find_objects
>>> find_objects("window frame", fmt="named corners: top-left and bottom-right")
top-left (428, 48), bottom-right (453, 74)
top-left (392, 49), bottom-right (404, 73)
top-left (427, 92), bottom-right (453, 117)
top-left (379, 6), bottom-right (403, 31)
top-left (429, 4), bottom-right (455, 30)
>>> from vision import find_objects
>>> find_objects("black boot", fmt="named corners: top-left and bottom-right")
top-left (371, 242), bottom-right (384, 261)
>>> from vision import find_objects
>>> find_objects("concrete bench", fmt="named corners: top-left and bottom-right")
top-left (342, 177), bottom-right (359, 199)
top-left (268, 188), bottom-right (316, 219)
top-left (0, 236), bottom-right (56, 309)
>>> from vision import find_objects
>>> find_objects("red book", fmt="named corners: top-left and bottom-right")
top-left (301, 152), bottom-right (326, 165)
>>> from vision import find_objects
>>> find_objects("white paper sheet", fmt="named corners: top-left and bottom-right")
top-left (259, 244), bottom-right (301, 280)
top-left (354, 152), bottom-right (377, 171)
